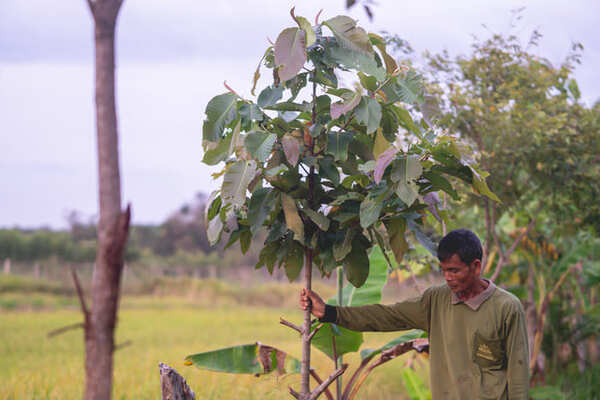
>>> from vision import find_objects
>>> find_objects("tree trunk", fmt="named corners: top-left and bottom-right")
top-left (300, 248), bottom-right (313, 397)
top-left (159, 363), bottom-right (195, 400)
top-left (84, 1), bottom-right (130, 400)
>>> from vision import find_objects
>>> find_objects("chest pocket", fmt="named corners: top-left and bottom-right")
top-left (472, 330), bottom-right (506, 370)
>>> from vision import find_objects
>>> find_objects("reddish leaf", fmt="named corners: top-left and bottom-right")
top-left (374, 147), bottom-right (398, 184)
top-left (281, 134), bottom-right (301, 166)
top-left (274, 27), bottom-right (307, 82)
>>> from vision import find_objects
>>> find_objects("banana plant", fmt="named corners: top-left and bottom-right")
top-left (198, 8), bottom-right (497, 399)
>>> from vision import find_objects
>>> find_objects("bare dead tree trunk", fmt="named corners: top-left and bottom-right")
top-left (83, 1), bottom-right (130, 399)
top-left (159, 363), bottom-right (195, 400)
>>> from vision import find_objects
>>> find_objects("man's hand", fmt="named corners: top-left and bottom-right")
top-left (299, 288), bottom-right (326, 319)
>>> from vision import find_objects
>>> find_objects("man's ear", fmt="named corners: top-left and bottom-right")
top-left (471, 259), bottom-right (482, 276)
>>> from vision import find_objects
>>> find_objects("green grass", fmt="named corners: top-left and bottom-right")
top-left (0, 301), bottom-right (428, 399)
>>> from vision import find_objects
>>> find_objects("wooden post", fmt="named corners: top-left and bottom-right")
top-left (159, 363), bottom-right (195, 400)
top-left (3, 258), bottom-right (11, 275)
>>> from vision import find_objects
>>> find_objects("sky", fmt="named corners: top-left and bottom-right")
top-left (1, 0), bottom-right (599, 229)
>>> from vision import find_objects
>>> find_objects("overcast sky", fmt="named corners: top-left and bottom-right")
top-left (1, 0), bottom-right (598, 229)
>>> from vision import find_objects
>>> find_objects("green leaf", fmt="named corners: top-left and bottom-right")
top-left (359, 192), bottom-right (385, 229)
top-left (325, 44), bottom-right (386, 81)
top-left (369, 33), bottom-right (398, 73)
top-left (470, 166), bottom-right (501, 202)
top-left (334, 245), bottom-right (389, 306)
top-left (257, 85), bottom-right (284, 108)
top-left (423, 171), bottom-right (459, 200)
top-left (311, 323), bottom-right (363, 360)
top-left (343, 235), bottom-right (370, 287)
top-left (247, 188), bottom-right (272, 234)
top-left (284, 240), bottom-right (304, 281)
top-left (382, 70), bottom-right (424, 105)
top-left (568, 79), bottom-right (580, 100)
top-left (205, 191), bottom-right (221, 222)
top-left (392, 155), bottom-right (422, 183)
top-left (407, 220), bottom-right (437, 257)
top-left (395, 181), bottom-right (419, 207)
top-left (402, 369), bottom-right (430, 400)
top-left (358, 72), bottom-right (378, 92)
top-left (385, 218), bottom-right (409, 264)
top-left (333, 228), bottom-right (355, 262)
top-left (281, 193), bottom-right (304, 242)
top-left (244, 131), bottom-right (277, 162)
top-left (355, 97), bottom-right (382, 134)
top-left (358, 160), bottom-right (376, 173)
top-left (360, 330), bottom-right (426, 361)
top-left (274, 27), bottom-right (307, 82)
top-left (202, 120), bottom-right (241, 165)
top-left (202, 93), bottom-right (238, 142)
top-left (295, 16), bottom-right (316, 47)
top-left (326, 131), bottom-right (353, 162)
top-left (240, 229), bottom-right (252, 254)
top-left (222, 160), bottom-right (257, 208)
top-left (323, 16), bottom-right (373, 55)
top-left (392, 155), bottom-right (422, 206)
top-left (207, 215), bottom-right (223, 246)
top-left (395, 106), bottom-right (421, 137)
top-left (285, 72), bottom-right (308, 102)
top-left (302, 208), bottom-right (330, 232)
top-left (256, 241), bottom-right (279, 273)
top-left (318, 157), bottom-right (340, 186)
top-left (185, 342), bottom-right (301, 375)
top-left (381, 104), bottom-right (400, 142)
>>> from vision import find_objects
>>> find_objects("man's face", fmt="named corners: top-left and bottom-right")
top-left (439, 253), bottom-right (481, 294)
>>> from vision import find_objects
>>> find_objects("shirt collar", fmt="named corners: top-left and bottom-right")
top-left (450, 279), bottom-right (496, 311)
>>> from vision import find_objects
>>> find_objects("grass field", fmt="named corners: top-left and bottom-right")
top-left (0, 276), bottom-right (429, 399)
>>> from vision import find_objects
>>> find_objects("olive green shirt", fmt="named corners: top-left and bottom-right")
top-left (332, 281), bottom-right (529, 399)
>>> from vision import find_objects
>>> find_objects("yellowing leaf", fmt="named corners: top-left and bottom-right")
top-left (282, 193), bottom-right (304, 242)
top-left (323, 15), bottom-right (373, 55)
top-left (373, 127), bottom-right (391, 158)
top-left (295, 16), bottom-right (316, 47)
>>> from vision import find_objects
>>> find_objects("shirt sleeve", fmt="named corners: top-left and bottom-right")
top-left (332, 288), bottom-right (432, 332)
top-left (504, 300), bottom-right (530, 400)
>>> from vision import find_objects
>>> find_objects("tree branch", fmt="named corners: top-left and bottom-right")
top-left (346, 339), bottom-right (429, 400)
top-left (309, 364), bottom-right (348, 400)
top-left (280, 317), bottom-right (303, 334)
top-left (288, 386), bottom-right (301, 399)
top-left (310, 369), bottom-right (334, 400)
top-left (307, 323), bottom-right (323, 342)
top-left (47, 322), bottom-right (84, 338)
top-left (114, 340), bottom-right (132, 352)
top-left (491, 216), bottom-right (536, 282)
top-left (70, 265), bottom-right (89, 318)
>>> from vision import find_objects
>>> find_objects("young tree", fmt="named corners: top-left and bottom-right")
top-left (200, 9), bottom-right (495, 398)
top-left (78, 1), bottom-right (131, 399)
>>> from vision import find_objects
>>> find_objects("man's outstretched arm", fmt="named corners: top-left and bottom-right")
top-left (300, 288), bottom-right (431, 332)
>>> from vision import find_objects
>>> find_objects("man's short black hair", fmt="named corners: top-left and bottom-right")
top-left (437, 228), bottom-right (482, 265)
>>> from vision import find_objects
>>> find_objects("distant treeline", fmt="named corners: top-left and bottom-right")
top-left (0, 193), bottom-right (223, 265)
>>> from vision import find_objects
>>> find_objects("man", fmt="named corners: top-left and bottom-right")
top-left (300, 228), bottom-right (529, 399)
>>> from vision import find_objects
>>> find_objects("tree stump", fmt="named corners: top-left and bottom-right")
top-left (159, 363), bottom-right (195, 400)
